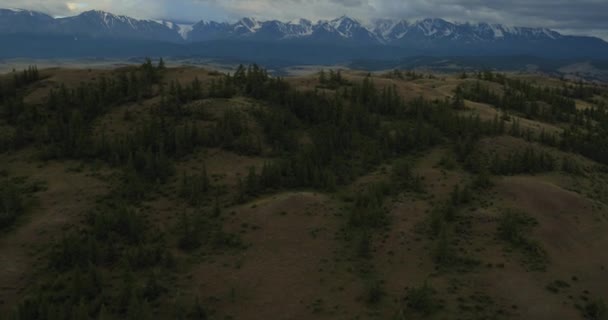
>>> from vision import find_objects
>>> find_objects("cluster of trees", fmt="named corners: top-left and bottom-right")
top-left (429, 183), bottom-right (474, 268)
top-left (0, 66), bottom-right (40, 102)
top-left (459, 80), bottom-right (576, 122)
top-left (207, 64), bottom-right (288, 102)
top-left (455, 72), bottom-right (608, 167)
top-left (387, 69), bottom-right (427, 81)
top-left (211, 109), bottom-right (262, 156)
top-left (347, 182), bottom-right (393, 304)
top-left (318, 69), bottom-right (350, 89)
top-left (0, 66), bottom-right (41, 150)
top-left (241, 72), bottom-right (514, 195)
top-left (251, 76), bottom-right (514, 194)
top-left (477, 70), bottom-right (602, 102)
top-left (488, 147), bottom-right (557, 175)
top-left (560, 80), bottom-right (602, 101)
top-left (156, 77), bottom-right (204, 116)
top-left (560, 125), bottom-right (608, 166)
top-left (179, 166), bottom-right (210, 206)
top-left (16, 199), bottom-right (175, 320)
top-left (1, 61), bottom-right (165, 155)
top-left (87, 68), bottom-right (273, 198)
top-left (9, 61), bottom-right (202, 320)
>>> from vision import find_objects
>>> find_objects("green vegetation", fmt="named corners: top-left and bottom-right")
top-left (459, 72), bottom-right (608, 166)
top-left (498, 209), bottom-right (548, 271)
top-left (546, 280), bottom-right (571, 293)
top-left (405, 282), bottom-right (439, 315)
top-left (0, 179), bottom-right (24, 229)
top-left (583, 299), bottom-right (607, 320)
top-left (427, 183), bottom-right (481, 271)
top-left (179, 164), bottom-right (210, 206)
top-left (317, 69), bottom-right (350, 89)
top-left (489, 146), bottom-right (557, 175)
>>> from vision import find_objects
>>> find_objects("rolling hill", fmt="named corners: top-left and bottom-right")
top-left (0, 63), bottom-right (607, 319)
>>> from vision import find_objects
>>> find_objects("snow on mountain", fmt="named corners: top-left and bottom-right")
top-left (283, 19), bottom-right (313, 37)
top-left (414, 18), bottom-right (456, 37)
top-left (155, 20), bottom-right (175, 29)
top-left (176, 24), bottom-right (193, 39)
top-left (0, 8), bottom-right (54, 33)
top-left (311, 16), bottom-right (380, 44)
top-left (153, 20), bottom-right (194, 40)
top-left (370, 18), bottom-right (565, 43)
top-left (371, 19), bottom-right (399, 39)
top-left (53, 10), bottom-right (183, 42)
top-left (0, 8), bottom-right (582, 45)
top-left (236, 17), bottom-right (261, 33)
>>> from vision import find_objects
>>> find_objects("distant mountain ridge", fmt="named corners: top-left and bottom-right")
top-left (0, 9), bottom-right (181, 42)
top-left (0, 8), bottom-right (584, 43)
top-left (1, 8), bottom-right (608, 61)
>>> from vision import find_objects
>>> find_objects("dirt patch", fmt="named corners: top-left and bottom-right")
top-left (185, 192), bottom-right (365, 319)
top-left (484, 176), bottom-right (608, 319)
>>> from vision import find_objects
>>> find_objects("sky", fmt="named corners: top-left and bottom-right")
top-left (1, 0), bottom-right (607, 40)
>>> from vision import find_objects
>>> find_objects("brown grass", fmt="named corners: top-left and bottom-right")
top-left (184, 192), bottom-right (366, 319)
top-left (0, 151), bottom-right (110, 312)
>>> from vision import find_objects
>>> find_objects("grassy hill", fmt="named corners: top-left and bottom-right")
top-left (0, 62), bottom-right (607, 319)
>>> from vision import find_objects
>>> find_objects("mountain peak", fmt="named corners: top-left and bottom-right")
top-left (330, 15), bottom-right (359, 26)
top-left (237, 17), bottom-right (261, 32)
top-left (333, 15), bottom-right (355, 21)
top-left (80, 9), bottom-right (112, 16)
top-left (0, 8), bottom-right (51, 18)
top-left (78, 10), bottom-right (145, 23)
top-left (288, 18), bottom-right (312, 26)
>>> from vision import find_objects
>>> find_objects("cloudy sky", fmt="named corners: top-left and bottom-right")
top-left (2, 0), bottom-right (607, 40)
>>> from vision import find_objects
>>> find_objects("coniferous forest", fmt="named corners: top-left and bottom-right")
top-left (0, 61), bottom-right (607, 320)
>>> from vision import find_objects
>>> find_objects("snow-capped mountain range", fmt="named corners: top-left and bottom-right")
top-left (0, 8), bottom-right (574, 44)
top-left (2, 8), bottom-right (608, 62)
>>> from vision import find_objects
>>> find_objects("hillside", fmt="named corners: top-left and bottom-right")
top-left (0, 63), bottom-right (607, 319)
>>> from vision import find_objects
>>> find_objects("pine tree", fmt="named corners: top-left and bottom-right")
top-left (97, 304), bottom-right (109, 320)
top-left (452, 86), bottom-right (465, 110)
top-left (245, 166), bottom-right (258, 195)
top-left (71, 298), bottom-right (89, 320)
top-left (319, 69), bottom-right (327, 84)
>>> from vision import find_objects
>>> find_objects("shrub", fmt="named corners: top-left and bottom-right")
top-left (0, 180), bottom-right (24, 229)
top-left (584, 299), bottom-right (607, 320)
top-left (365, 280), bottom-right (385, 305)
top-left (407, 281), bottom-right (437, 315)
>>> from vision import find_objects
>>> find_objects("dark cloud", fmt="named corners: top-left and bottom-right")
top-left (2, 0), bottom-right (606, 39)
